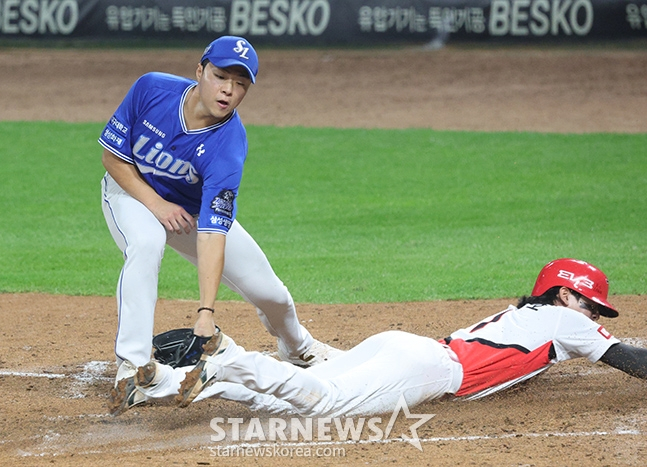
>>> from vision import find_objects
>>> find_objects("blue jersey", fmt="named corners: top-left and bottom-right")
top-left (98, 72), bottom-right (247, 234)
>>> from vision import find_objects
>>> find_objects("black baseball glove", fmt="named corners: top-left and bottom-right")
top-left (152, 328), bottom-right (211, 368)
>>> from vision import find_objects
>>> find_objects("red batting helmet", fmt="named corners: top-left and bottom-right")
top-left (532, 258), bottom-right (618, 318)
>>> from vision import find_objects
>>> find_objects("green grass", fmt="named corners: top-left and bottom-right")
top-left (1, 122), bottom-right (646, 303)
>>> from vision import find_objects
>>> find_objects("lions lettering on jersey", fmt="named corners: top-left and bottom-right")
top-left (132, 135), bottom-right (199, 184)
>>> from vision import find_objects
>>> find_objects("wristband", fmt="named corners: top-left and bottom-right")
top-left (197, 307), bottom-right (215, 313)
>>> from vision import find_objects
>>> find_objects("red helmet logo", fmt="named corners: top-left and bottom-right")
top-left (532, 258), bottom-right (618, 318)
top-left (555, 270), bottom-right (595, 290)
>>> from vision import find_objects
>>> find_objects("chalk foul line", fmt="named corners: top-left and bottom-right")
top-left (207, 427), bottom-right (643, 452)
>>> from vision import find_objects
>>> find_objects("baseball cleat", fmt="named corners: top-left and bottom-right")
top-left (175, 329), bottom-right (229, 407)
top-left (108, 376), bottom-right (147, 416)
top-left (135, 361), bottom-right (162, 389)
top-left (278, 340), bottom-right (345, 367)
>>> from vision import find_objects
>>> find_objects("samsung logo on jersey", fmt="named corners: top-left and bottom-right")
top-left (143, 120), bottom-right (166, 138)
top-left (133, 135), bottom-right (199, 184)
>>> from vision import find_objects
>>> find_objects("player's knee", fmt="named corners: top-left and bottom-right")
top-left (124, 229), bottom-right (166, 260)
top-left (251, 284), bottom-right (293, 311)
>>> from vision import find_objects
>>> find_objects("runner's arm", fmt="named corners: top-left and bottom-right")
top-left (600, 343), bottom-right (647, 379)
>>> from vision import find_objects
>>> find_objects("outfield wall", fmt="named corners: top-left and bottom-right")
top-left (0, 0), bottom-right (646, 45)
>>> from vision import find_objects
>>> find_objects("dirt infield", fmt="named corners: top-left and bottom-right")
top-left (1, 45), bottom-right (647, 466)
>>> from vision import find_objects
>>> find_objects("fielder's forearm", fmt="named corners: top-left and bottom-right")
top-left (196, 232), bottom-right (226, 309)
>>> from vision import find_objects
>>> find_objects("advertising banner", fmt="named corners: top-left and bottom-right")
top-left (1, 0), bottom-right (646, 45)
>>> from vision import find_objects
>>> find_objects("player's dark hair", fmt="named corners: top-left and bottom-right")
top-left (201, 58), bottom-right (209, 69)
top-left (517, 286), bottom-right (562, 308)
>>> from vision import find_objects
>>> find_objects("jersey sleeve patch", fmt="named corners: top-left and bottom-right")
top-left (206, 216), bottom-right (233, 230)
top-left (597, 325), bottom-right (613, 340)
top-left (102, 116), bottom-right (129, 149)
top-left (210, 190), bottom-right (235, 218)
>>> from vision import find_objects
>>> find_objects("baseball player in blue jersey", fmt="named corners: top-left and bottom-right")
top-left (130, 258), bottom-right (647, 418)
top-left (99, 36), bottom-right (342, 415)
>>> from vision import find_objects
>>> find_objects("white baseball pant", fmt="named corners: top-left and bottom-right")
top-left (141, 330), bottom-right (464, 418)
top-left (101, 173), bottom-right (313, 367)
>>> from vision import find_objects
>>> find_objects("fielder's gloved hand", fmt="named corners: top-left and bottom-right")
top-left (152, 328), bottom-right (212, 368)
